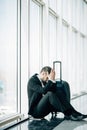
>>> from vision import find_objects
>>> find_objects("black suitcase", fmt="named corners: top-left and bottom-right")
top-left (53, 61), bottom-right (70, 102)
top-left (51, 61), bottom-right (71, 118)
top-left (53, 61), bottom-right (62, 82)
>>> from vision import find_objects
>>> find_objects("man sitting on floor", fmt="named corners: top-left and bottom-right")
top-left (27, 66), bottom-right (87, 121)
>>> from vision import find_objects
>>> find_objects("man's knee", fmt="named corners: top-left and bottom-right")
top-left (47, 91), bottom-right (54, 96)
top-left (46, 91), bottom-right (56, 99)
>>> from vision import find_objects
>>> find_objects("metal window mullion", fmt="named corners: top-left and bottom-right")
top-left (17, 0), bottom-right (21, 114)
top-left (39, 5), bottom-right (43, 69)
top-left (32, 0), bottom-right (45, 6)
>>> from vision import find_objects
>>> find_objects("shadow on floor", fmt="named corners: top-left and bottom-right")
top-left (28, 117), bottom-right (64, 130)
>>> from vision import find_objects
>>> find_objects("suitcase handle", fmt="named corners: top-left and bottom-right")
top-left (53, 61), bottom-right (62, 81)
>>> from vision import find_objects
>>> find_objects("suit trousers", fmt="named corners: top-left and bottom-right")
top-left (31, 91), bottom-right (75, 118)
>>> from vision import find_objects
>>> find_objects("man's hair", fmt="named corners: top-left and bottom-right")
top-left (40, 66), bottom-right (52, 74)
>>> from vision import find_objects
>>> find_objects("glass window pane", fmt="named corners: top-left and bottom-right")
top-left (72, 0), bottom-right (77, 27)
top-left (48, 13), bottom-right (57, 66)
top-left (62, 0), bottom-right (69, 21)
top-left (57, 0), bottom-right (61, 15)
top-left (29, 0), bottom-right (42, 76)
top-left (71, 30), bottom-right (78, 94)
top-left (0, 0), bottom-right (17, 119)
top-left (62, 23), bottom-right (68, 81)
top-left (84, 3), bottom-right (87, 34)
top-left (48, 0), bottom-right (57, 12)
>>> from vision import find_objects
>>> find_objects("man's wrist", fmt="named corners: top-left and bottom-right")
top-left (49, 79), bottom-right (56, 83)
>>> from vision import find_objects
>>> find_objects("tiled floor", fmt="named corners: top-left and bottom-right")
top-left (54, 94), bottom-right (87, 130)
top-left (2, 94), bottom-right (87, 130)
top-left (53, 120), bottom-right (87, 130)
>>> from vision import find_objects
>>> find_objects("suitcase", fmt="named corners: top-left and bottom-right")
top-left (51, 61), bottom-right (71, 118)
top-left (53, 61), bottom-right (70, 102)
top-left (53, 61), bottom-right (62, 82)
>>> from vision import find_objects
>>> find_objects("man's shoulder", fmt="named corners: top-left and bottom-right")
top-left (30, 73), bottom-right (38, 80)
top-left (29, 73), bottom-right (40, 83)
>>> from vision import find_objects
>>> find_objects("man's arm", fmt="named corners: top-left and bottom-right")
top-left (28, 76), bottom-right (56, 94)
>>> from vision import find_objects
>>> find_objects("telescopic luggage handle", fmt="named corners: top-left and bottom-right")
top-left (53, 61), bottom-right (62, 81)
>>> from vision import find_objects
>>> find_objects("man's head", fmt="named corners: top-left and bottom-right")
top-left (40, 66), bottom-right (52, 82)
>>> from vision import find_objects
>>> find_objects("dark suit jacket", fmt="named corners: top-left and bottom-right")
top-left (27, 74), bottom-right (56, 115)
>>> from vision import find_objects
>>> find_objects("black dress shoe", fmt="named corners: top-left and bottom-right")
top-left (70, 114), bottom-right (87, 121)
top-left (64, 114), bottom-right (87, 121)
top-left (64, 115), bottom-right (71, 120)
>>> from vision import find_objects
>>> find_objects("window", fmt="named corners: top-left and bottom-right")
top-left (0, 0), bottom-right (18, 119)
top-left (62, 0), bottom-right (69, 21)
top-left (48, 0), bottom-right (57, 12)
top-left (70, 29), bottom-right (78, 94)
top-left (72, 0), bottom-right (77, 27)
top-left (57, 0), bottom-right (62, 15)
top-left (84, 2), bottom-right (87, 34)
top-left (80, 0), bottom-right (85, 33)
top-left (61, 22), bottom-right (69, 81)
top-left (29, 0), bottom-right (43, 76)
top-left (79, 35), bottom-right (85, 92)
top-left (48, 12), bottom-right (57, 66)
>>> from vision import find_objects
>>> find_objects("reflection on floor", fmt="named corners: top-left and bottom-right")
top-left (3, 94), bottom-right (87, 130)
top-left (28, 118), bottom-right (63, 130)
top-left (5, 117), bottom-right (64, 130)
